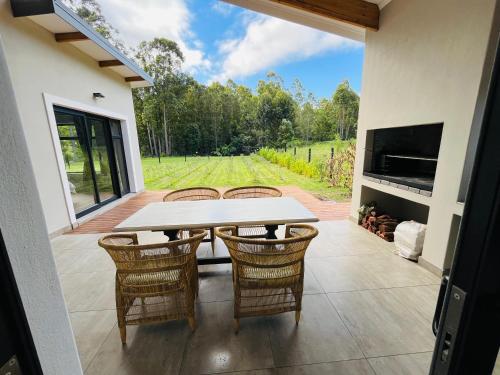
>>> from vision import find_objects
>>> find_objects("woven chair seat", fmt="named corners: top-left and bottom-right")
top-left (239, 266), bottom-right (300, 288)
top-left (121, 270), bottom-right (182, 288)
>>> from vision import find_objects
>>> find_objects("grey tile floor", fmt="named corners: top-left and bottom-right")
top-left (51, 220), bottom-right (441, 374)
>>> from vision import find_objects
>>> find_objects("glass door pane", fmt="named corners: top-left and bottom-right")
top-left (56, 113), bottom-right (97, 214)
top-left (87, 118), bottom-right (116, 203)
top-left (55, 108), bottom-right (127, 217)
top-left (110, 120), bottom-right (130, 195)
top-left (113, 139), bottom-right (130, 194)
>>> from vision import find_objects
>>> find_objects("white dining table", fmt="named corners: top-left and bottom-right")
top-left (113, 197), bottom-right (319, 264)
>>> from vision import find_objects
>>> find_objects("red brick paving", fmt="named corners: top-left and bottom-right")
top-left (68, 186), bottom-right (351, 234)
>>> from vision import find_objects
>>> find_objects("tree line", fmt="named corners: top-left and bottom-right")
top-left (68, 0), bottom-right (360, 157)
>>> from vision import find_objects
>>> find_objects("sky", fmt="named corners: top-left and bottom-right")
top-left (97, 0), bottom-right (365, 100)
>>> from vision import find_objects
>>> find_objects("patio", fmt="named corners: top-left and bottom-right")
top-left (51, 189), bottom-right (440, 375)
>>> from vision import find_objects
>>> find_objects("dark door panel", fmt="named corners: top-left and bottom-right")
top-left (0, 230), bottom-right (43, 374)
top-left (87, 117), bottom-right (116, 203)
top-left (55, 112), bottom-right (97, 214)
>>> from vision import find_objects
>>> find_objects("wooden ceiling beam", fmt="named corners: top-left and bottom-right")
top-left (125, 76), bottom-right (144, 82)
top-left (55, 32), bottom-right (88, 42)
top-left (269, 0), bottom-right (379, 30)
top-left (99, 59), bottom-right (124, 67)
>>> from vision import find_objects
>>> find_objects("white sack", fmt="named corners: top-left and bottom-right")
top-left (394, 220), bottom-right (427, 260)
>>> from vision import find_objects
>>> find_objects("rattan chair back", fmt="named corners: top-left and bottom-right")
top-left (216, 225), bottom-right (317, 267)
top-left (215, 224), bottom-right (318, 331)
top-left (99, 231), bottom-right (205, 274)
top-left (162, 187), bottom-right (220, 254)
top-left (222, 186), bottom-right (282, 199)
top-left (163, 187), bottom-right (220, 202)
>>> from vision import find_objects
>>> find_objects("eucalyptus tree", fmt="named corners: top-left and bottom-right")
top-left (67, 0), bottom-right (360, 156)
top-left (312, 98), bottom-right (336, 141)
top-left (135, 38), bottom-right (184, 156)
top-left (256, 73), bottom-right (296, 148)
top-left (331, 80), bottom-right (359, 140)
top-left (65, 0), bottom-right (128, 54)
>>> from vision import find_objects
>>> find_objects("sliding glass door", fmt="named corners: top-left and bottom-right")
top-left (110, 119), bottom-right (130, 195)
top-left (54, 107), bottom-right (130, 217)
top-left (87, 117), bottom-right (115, 203)
top-left (56, 112), bottom-right (96, 214)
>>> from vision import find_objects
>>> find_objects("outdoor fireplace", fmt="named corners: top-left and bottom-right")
top-left (363, 123), bottom-right (443, 194)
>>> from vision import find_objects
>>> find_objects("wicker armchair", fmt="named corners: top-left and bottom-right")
top-left (222, 186), bottom-right (283, 238)
top-left (222, 186), bottom-right (282, 199)
top-left (215, 224), bottom-right (318, 332)
top-left (163, 187), bottom-right (220, 254)
top-left (163, 187), bottom-right (220, 202)
top-left (98, 229), bottom-right (207, 344)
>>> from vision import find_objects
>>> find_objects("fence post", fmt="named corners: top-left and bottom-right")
top-left (185, 154), bottom-right (187, 162)
top-left (285, 144), bottom-right (287, 153)
top-left (294, 147), bottom-right (297, 156)
top-left (331, 147), bottom-right (334, 159)
top-left (308, 148), bottom-right (311, 163)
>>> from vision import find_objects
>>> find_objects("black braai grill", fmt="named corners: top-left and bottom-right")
top-left (363, 123), bottom-right (443, 192)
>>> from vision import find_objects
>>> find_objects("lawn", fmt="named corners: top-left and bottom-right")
top-left (142, 155), bottom-right (350, 202)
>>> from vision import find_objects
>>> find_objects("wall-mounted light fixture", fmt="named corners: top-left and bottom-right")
top-left (93, 92), bottom-right (105, 99)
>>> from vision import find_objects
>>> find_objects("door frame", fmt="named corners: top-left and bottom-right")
top-left (43, 93), bottom-right (137, 226)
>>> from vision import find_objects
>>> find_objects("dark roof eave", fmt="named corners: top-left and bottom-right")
top-left (10, 0), bottom-right (154, 87)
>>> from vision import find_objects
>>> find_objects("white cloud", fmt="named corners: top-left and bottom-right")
top-left (211, 1), bottom-right (235, 16)
top-left (98, 0), bottom-right (211, 73)
top-left (211, 14), bottom-right (362, 83)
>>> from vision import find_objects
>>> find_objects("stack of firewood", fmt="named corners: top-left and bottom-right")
top-left (361, 211), bottom-right (400, 242)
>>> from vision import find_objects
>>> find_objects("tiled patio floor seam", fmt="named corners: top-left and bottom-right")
top-left (83, 321), bottom-right (117, 374)
top-left (324, 288), bottom-right (368, 361)
top-left (364, 350), bottom-right (433, 360)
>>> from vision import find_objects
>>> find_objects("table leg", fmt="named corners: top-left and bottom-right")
top-left (264, 225), bottom-right (279, 239)
top-left (197, 257), bottom-right (232, 265)
top-left (163, 229), bottom-right (179, 241)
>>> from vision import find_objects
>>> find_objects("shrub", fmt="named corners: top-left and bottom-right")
top-left (258, 147), bottom-right (321, 179)
top-left (258, 142), bottom-right (356, 192)
top-left (325, 143), bottom-right (356, 191)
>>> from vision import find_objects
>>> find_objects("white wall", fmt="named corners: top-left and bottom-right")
top-left (0, 0), bottom-right (144, 234)
top-left (0, 36), bottom-right (83, 375)
top-left (352, 0), bottom-right (496, 270)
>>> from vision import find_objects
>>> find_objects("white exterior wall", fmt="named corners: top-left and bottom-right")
top-left (0, 0), bottom-right (144, 235)
top-left (351, 0), bottom-right (496, 270)
top-left (0, 36), bottom-right (83, 375)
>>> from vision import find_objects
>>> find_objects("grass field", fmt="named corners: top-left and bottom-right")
top-left (142, 154), bottom-right (350, 201)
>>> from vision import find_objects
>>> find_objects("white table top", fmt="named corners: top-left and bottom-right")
top-left (113, 197), bottom-right (319, 232)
